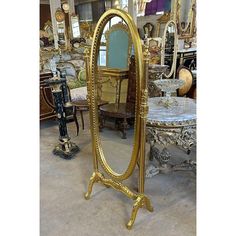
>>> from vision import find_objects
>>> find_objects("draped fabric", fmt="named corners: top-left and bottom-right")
top-left (145, 0), bottom-right (171, 16)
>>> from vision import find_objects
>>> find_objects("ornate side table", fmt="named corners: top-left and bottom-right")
top-left (145, 97), bottom-right (196, 177)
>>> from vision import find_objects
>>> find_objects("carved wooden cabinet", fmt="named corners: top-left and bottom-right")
top-left (40, 72), bottom-right (56, 121)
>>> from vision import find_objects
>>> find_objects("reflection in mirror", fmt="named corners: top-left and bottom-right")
top-left (95, 16), bottom-right (136, 174)
top-left (161, 20), bottom-right (178, 78)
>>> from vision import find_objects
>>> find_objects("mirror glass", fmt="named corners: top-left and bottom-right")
top-left (161, 20), bottom-right (177, 78)
top-left (71, 15), bottom-right (80, 38)
top-left (178, 0), bottom-right (193, 32)
top-left (95, 16), bottom-right (136, 174)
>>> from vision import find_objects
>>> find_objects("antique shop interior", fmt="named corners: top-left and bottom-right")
top-left (40, 0), bottom-right (196, 235)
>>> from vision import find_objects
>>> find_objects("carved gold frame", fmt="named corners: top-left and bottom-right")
top-left (156, 12), bottom-right (171, 37)
top-left (161, 20), bottom-right (178, 78)
top-left (84, 9), bottom-right (153, 230)
top-left (172, 0), bottom-right (196, 39)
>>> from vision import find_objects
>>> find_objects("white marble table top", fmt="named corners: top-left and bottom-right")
top-left (147, 97), bottom-right (196, 127)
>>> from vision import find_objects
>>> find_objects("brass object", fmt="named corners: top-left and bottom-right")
top-left (177, 66), bottom-right (193, 96)
top-left (84, 9), bottom-right (153, 229)
top-left (55, 8), bottom-right (65, 22)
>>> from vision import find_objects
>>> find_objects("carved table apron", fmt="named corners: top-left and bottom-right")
top-left (146, 97), bottom-right (196, 177)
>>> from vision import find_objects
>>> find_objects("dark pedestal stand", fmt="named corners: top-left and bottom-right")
top-left (46, 75), bottom-right (80, 159)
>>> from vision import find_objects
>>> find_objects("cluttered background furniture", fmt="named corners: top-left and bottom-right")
top-left (40, 71), bottom-right (56, 121)
top-left (177, 47), bottom-right (196, 70)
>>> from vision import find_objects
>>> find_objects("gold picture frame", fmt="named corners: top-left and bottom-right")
top-left (173, 0), bottom-right (196, 39)
top-left (156, 12), bottom-right (171, 37)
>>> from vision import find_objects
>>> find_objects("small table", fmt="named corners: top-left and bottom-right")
top-left (99, 103), bottom-right (135, 139)
top-left (72, 100), bottom-right (108, 131)
top-left (145, 97), bottom-right (196, 177)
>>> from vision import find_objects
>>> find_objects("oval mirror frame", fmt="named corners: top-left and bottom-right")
top-left (161, 20), bottom-right (178, 78)
top-left (87, 9), bottom-right (144, 181)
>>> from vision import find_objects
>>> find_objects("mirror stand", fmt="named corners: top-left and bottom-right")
top-left (84, 171), bottom-right (153, 229)
top-left (83, 37), bottom-right (153, 230)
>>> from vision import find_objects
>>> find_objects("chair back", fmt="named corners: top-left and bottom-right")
top-left (105, 22), bottom-right (132, 69)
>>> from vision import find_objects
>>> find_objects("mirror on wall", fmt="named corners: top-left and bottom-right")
top-left (161, 20), bottom-right (178, 78)
top-left (175, 0), bottom-right (196, 39)
top-left (71, 15), bottom-right (80, 39)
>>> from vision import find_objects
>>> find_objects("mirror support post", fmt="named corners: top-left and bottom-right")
top-left (139, 45), bottom-right (150, 194)
top-left (84, 47), bottom-right (98, 171)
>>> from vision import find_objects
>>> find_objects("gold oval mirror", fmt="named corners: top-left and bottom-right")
top-left (97, 16), bottom-right (135, 175)
top-left (87, 10), bottom-right (143, 181)
top-left (84, 9), bottom-right (153, 230)
top-left (161, 20), bottom-right (178, 78)
top-left (85, 9), bottom-right (153, 229)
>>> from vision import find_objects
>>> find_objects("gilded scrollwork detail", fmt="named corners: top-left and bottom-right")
top-left (146, 125), bottom-right (196, 178)
top-left (85, 171), bottom-right (153, 230)
top-left (146, 125), bottom-right (196, 151)
top-left (176, 126), bottom-right (196, 151)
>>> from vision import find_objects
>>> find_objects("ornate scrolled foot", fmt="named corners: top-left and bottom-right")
top-left (84, 172), bottom-right (99, 200)
top-left (126, 196), bottom-right (143, 230)
top-left (144, 196), bottom-right (154, 212)
top-left (126, 194), bottom-right (153, 230)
